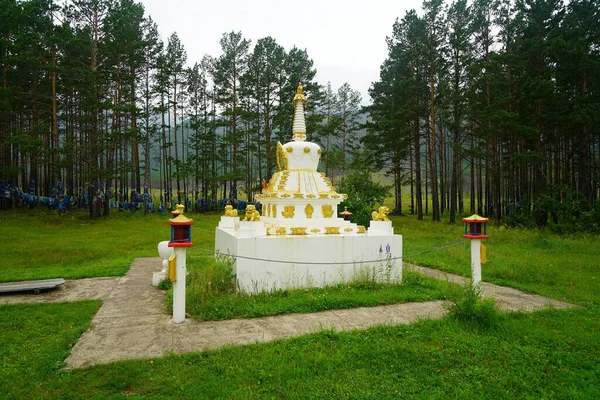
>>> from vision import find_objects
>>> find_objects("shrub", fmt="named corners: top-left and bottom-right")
top-left (448, 283), bottom-right (499, 330)
top-left (339, 169), bottom-right (390, 227)
top-left (157, 279), bottom-right (172, 291)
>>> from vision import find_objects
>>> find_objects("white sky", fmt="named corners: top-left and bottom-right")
top-left (139, 0), bottom-right (423, 105)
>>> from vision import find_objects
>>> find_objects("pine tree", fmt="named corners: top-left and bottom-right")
top-left (447, 0), bottom-right (473, 222)
top-left (139, 17), bottom-right (161, 198)
top-left (422, 0), bottom-right (448, 221)
top-left (166, 32), bottom-right (187, 204)
top-left (335, 82), bottom-right (362, 180)
top-left (212, 31), bottom-right (250, 200)
top-left (245, 36), bottom-right (286, 178)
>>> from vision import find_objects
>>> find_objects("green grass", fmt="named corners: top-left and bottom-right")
top-left (185, 268), bottom-right (452, 321)
top-left (0, 301), bottom-right (101, 399)
top-left (396, 214), bottom-right (600, 306)
top-left (1, 208), bottom-right (599, 398)
top-left (0, 208), bottom-right (219, 282)
top-left (1, 301), bottom-right (598, 399)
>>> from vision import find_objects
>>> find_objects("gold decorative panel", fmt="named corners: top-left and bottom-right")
top-left (282, 205), bottom-right (295, 218)
top-left (290, 227), bottom-right (307, 235)
top-left (324, 227), bottom-right (340, 235)
top-left (276, 142), bottom-right (288, 171)
top-left (322, 205), bottom-right (334, 218)
top-left (305, 204), bottom-right (314, 218)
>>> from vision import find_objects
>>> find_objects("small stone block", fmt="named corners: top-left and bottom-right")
top-left (238, 221), bottom-right (267, 238)
top-left (368, 220), bottom-right (394, 235)
top-left (218, 216), bottom-right (240, 229)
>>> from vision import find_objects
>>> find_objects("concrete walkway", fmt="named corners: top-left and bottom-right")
top-left (59, 257), bottom-right (574, 369)
top-left (405, 263), bottom-right (573, 312)
top-left (64, 258), bottom-right (453, 368)
top-left (1, 257), bottom-right (574, 369)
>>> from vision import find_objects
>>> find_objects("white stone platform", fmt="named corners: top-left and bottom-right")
top-left (216, 227), bottom-right (402, 293)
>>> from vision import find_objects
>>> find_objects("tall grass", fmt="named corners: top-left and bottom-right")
top-left (447, 283), bottom-right (500, 330)
top-left (183, 255), bottom-right (452, 321)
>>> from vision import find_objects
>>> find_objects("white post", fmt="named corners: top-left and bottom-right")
top-left (470, 239), bottom-right (482, 288)
top-left (172, 247), bottom-right (187, 323)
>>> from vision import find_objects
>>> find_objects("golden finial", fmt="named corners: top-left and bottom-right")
top-left (169, 203), bottom-right (193, 223)
top-left (293, 82), bottom-right (306, 103)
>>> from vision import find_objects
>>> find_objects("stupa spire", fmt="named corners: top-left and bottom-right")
top-left (292, 83), bottom-right (307, 141)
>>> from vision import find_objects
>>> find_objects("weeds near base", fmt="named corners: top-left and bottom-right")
top-left (185, 263), bottom-right (449, 321)
top-left (157, 279), bottom-right (172, 291)
top-left (188, 255), bottom-right (235, 298)
top-left (448, 283), bottom-right (499, 330)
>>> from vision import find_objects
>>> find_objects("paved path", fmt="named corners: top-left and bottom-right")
top-left (64, 258), bottom-right (453, 369)
top-left (1, 257), bottom-right (574, 369)
top-left (404, 263), bottom-right (573, 312)
top-left (62, 258), bottom-right (573, 369)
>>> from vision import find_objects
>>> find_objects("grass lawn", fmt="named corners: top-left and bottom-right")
top-left (0, 208), bottom-right (599, 398)
top-left (0, 208), bottom-right (219, 282)
top-left (1, 302), bottom-right (598, 399)
top-left (184, 269), bottom-right (452, 321)
top-left (396, 215), bottom-right (600, 306)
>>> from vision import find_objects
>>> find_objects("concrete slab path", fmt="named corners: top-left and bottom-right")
top-left (64, 258), bottom-right (453, 368)
top-left (60, 257), bottom-right (574, 369)
top-left (0, 257), bottom-right (574, 369)
top-left (405, 264), bottom-right (574, 312)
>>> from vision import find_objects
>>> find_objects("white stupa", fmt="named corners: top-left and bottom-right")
top-left (258, 83), bottom-right (359, 236)
top-left (216, 83), bottom-right (402, 293)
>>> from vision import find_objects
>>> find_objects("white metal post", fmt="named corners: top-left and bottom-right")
top-left (471, 238), bottom-right (481, 288)
top-left (172, 247), bottom-right (187, 323)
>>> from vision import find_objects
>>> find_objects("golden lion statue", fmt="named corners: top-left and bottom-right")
top-left (244, 205), bottom-right (261, 221)
top-left (372, 206), bottom-right (390, 221)
top-left (224, 204), bottom-right (238, 217)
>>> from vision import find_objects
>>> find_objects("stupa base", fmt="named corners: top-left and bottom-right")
top-left (215, 227), bottom-right (402, 293)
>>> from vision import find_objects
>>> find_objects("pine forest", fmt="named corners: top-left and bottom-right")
top-left (0, 0), bottom-right (599, 231)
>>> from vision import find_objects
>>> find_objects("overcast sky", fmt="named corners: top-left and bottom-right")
top-left (139, 0), bottom-right (423, 105)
